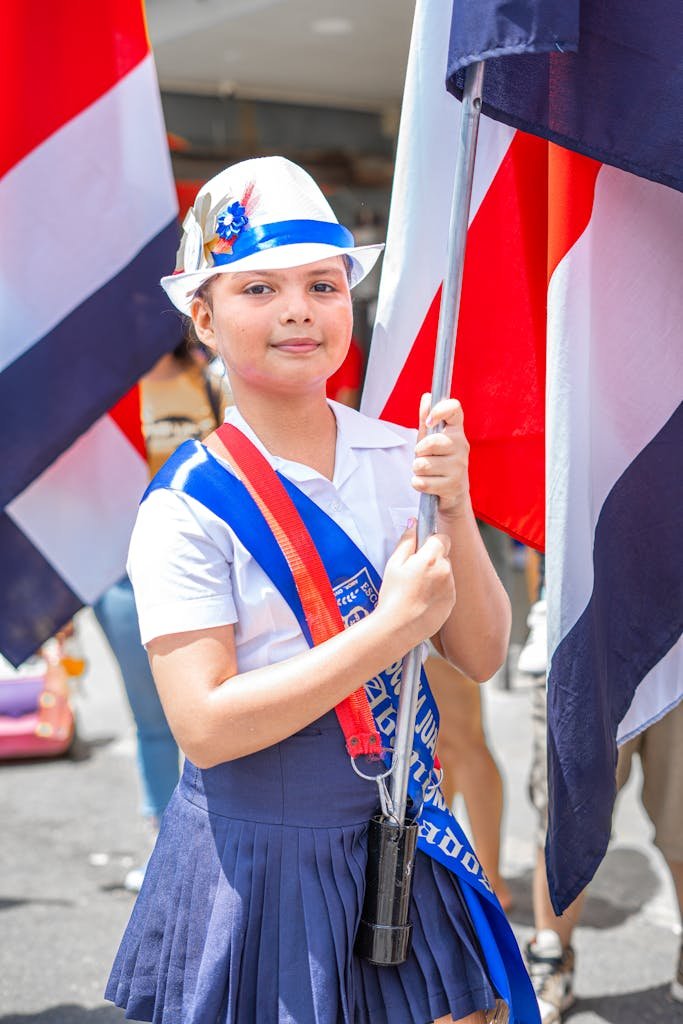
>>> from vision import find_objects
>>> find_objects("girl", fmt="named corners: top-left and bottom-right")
top-left (106, 157), bottom-right (538, 1024)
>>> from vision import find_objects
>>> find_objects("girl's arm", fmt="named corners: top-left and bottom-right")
top-left (147, 526), bottom-right (454, 768)
top-left (412, 395), bottom-right (511, 683)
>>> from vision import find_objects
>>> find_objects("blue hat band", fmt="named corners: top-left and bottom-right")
top-left (211, 219), bottom-right (355, 266)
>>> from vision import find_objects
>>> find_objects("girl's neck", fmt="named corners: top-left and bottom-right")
top-left (232, 388), bottom-right (337, 480)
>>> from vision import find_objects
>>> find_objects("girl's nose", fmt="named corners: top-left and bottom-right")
top-left (278, 290), bottom-right (314, 325)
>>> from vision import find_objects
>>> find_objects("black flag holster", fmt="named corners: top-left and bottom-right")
top-left (354, 813), bottom-right (419, 965)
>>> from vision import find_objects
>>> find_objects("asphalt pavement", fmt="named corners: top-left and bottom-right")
top-left (1, 567), bottom-right (680, 1023)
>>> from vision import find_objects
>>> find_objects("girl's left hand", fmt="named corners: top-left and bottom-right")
top-left (412, 393), bottom-right (471, 520)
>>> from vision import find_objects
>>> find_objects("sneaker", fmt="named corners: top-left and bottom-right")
top-left (672, 943), bottom-right (683, 1002)
top-left (124, 859), bottom-right (149, 894)
top-left (525, 929), bottom-right (576, 1023)
top-left (518, 600), bottom-right (548, 675)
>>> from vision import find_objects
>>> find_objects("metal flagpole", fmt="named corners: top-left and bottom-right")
top-left (355, 60), bottom-right (486, 966)
top-left (389, 59), bottom-right (486, 824)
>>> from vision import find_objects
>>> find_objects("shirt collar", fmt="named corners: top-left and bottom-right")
top-left (329, 400), bottom-right (412, 451)
top-left (222, 405), bottom-right (315, 480)
top-left (222, 401), bottom-right (411, 488)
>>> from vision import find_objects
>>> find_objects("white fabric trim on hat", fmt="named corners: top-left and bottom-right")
top-left (0, 54), bottom-right (177, 374)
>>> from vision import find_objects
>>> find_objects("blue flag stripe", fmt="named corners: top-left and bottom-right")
top-left (546, 403), bottom-right (683, 911)
top-left (0, 514), bottom-right (82, 666)
top-left (1, 219), bottom-right (180, 510)
top-left (447, 0), bottom-right (683, 193)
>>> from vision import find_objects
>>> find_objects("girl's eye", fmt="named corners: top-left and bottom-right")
top-left (311, 282), bottom-right (335, 293)
top-left (244, 283), bottom-right (273, 295)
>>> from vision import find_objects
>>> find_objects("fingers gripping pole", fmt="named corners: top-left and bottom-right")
top-left (388, 61), bottom-right (486, 825)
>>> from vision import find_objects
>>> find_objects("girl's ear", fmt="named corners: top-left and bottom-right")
top-left (190, 296), bottom-right (216, 351)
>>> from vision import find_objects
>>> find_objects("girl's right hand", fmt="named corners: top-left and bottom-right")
top-left (375, 522), bottom-right (456, 647)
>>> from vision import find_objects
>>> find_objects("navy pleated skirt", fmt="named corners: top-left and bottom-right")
top-left (106, 712), bottom-right (502, 1023)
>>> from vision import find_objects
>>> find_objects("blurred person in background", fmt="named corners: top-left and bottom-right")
top-left (429, 521), bottom-right (513, 913)
top-left (521, 557), bottom-right (683, 1021)
top-left (429, 652), bottom-right (512, 912)
top-left (525, 680), bottom-right (683, 1021)
top-left (518, 551), bottom-right (546, 677)
top-left (616, 707), bottom-right (683, 1004)
top-left (93, 337), bottom-right (232, 891)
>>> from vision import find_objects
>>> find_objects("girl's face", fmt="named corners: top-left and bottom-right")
top-left (191, 257), bottom-right (353, 399)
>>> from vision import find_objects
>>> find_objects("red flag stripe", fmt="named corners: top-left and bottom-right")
top-left (547, 144), bottom-right (602, 283)
top-left (1, 1), bottom-right (149, 178)
top-left (380, 132), bottom-right (604, 551)
top-left (108, 385), bottom-right (146, 461)
top-left (381, 131), bottom-right (548, 548)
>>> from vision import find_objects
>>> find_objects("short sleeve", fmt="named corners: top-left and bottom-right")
top-left (127, 488), bottom-right (238, 645)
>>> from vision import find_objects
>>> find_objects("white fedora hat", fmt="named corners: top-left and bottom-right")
top-left (162, 156), bottom-right (384, 315)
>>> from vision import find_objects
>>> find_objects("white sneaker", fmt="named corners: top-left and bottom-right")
top-left (518, 600), bottom-right (548, 676)
top-left (672, 943), bottom-right (683, 1001)
top-left (124, 860), bottom-right (149, 893)
top-left (525, 929), bottom-right (576, 1023)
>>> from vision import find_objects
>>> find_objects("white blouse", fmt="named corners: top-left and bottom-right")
top-left (128, 401), bottom-right (420, 673)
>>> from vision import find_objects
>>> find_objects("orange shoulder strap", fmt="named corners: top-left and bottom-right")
top-left (214, 423), bottom-right (382, 759)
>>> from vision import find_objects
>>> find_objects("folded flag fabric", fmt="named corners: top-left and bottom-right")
top-left (447, 0), bottom-right (682, 193)
top-left (543, 161), bottom-right (682, 912)
top-left (362, 0), bottom-right (683, 914)
top-left (0, 1), bottom-right (179, 666)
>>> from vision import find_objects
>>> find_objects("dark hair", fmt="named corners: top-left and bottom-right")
top-left (193, 279), bottom-right (214, 311)
top-left (172, 338), bottom-right (193, 362)
top-left (172, 335), bottom-right (213, 364)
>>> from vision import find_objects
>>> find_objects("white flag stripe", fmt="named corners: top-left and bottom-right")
top-left (617, 636), bottom-right (683, 743)
top-left (546, 166), bottom-right (683, 652)
top-left (547, 166), bottom-right (683, 741)
top-left (7, 416), bottom-right (148, 604)
top-left (361, 0), bottom-right (514, 418)
top-left (0, 54), bottom-right (177, 375)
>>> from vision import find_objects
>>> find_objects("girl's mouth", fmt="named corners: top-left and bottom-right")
top-left (271, 338), bottom-right (321, 354)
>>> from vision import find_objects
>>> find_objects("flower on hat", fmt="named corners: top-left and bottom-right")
top-left (210, 200), bottom-right (250, 257)
top-left (174, 188), bottom-right (255, 272)
top-left (216, 200), bottom-right (249, 240)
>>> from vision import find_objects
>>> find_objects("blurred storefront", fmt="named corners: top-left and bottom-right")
top-left (148, 0), bottom-right (415, 350)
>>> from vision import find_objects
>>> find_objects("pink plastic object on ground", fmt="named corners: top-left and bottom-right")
top-left (0, 658), bottom-right (75, 759)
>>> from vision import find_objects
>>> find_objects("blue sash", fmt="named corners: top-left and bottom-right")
top-left (145, 440), bottom-right (539, 1024)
